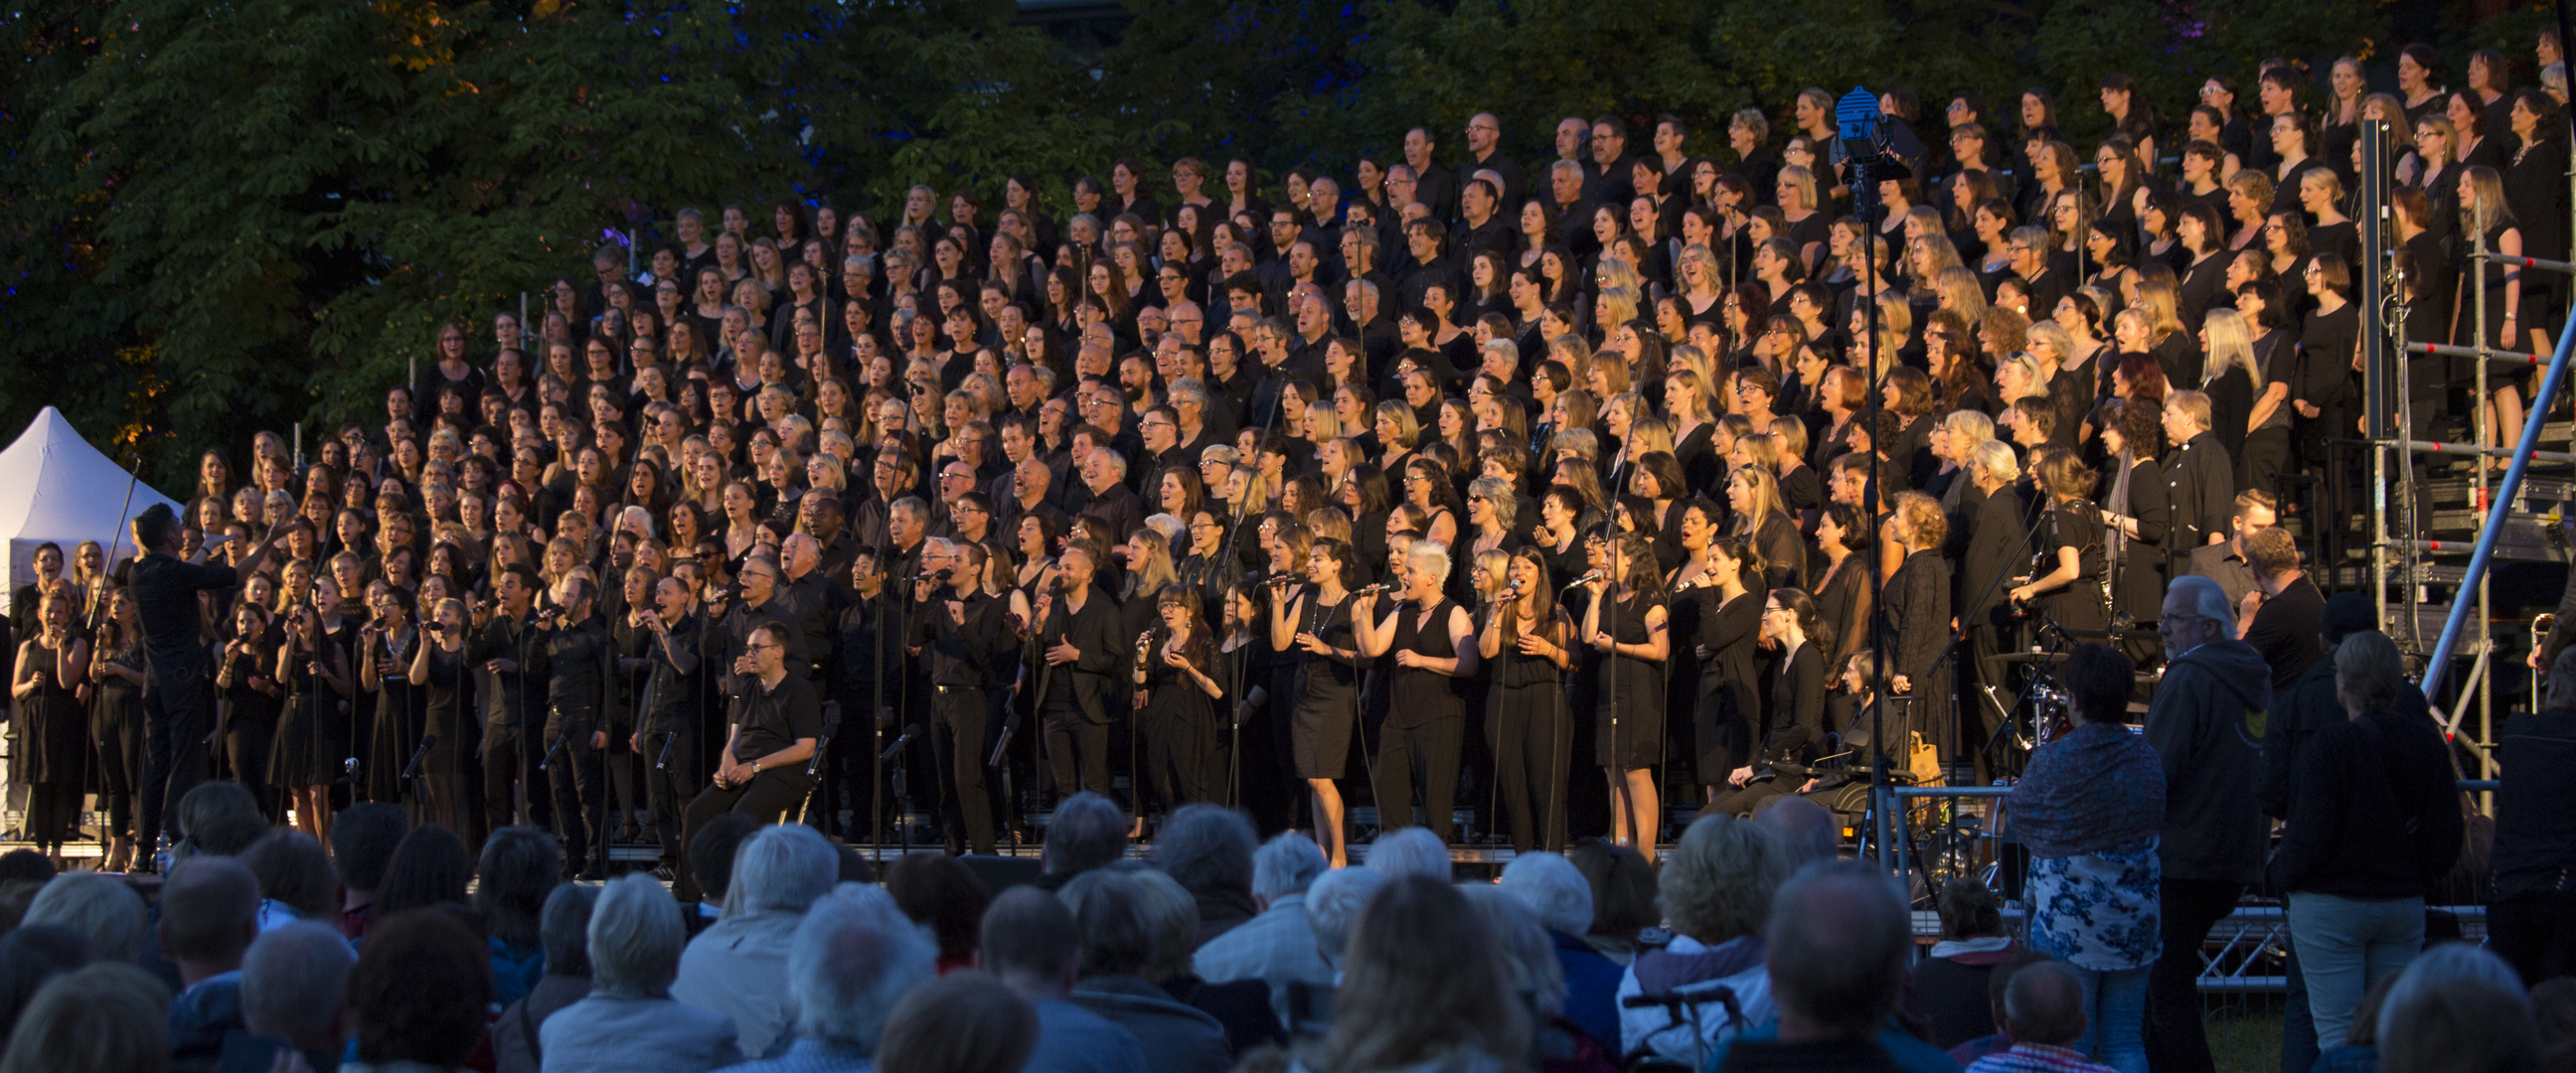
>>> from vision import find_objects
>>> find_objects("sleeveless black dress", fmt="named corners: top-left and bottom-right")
top-left (1593, 591), bottom-right (1665, 770)
top-left (1287, 593), bottom-right (1361, 780)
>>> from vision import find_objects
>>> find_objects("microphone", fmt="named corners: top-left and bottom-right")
top-left (904, 568), bottom-right (954, 582)
top-left (1561, 570), bottom-right (1605, 590)
top-left (1351, 583), bottom-right (1395, 597)
top-left (402, 734), bottom-right (436, 781)
top-left (1259, 575), bottom-right (1300, 588)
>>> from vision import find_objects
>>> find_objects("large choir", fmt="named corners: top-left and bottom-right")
top-left (19, 36), bottom-right (2576, 884)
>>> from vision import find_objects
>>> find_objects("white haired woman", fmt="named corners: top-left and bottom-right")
top-left (539, 873), bottom-right (739, 1073)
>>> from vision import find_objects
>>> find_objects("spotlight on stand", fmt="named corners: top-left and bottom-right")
top-left (1833, 86), bottom-right (1913, 179)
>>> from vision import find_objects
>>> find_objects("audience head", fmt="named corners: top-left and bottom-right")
top-left (240, 830), bottom-right (337, 922)
top-left (1153, 805), bottom-right (1258, 897)
top-left (475, 826), bottom-right (561, 949)
top-left (588, 873), bottom-right (686, 997)
top-left (241, 923), bottom-right (356, 1055)
top-left (0, 963), bottom-right (169, 1073)
top-left (1251, 831), bottom-right (1329, 902)
top-left (345, 909), bottom-right (490, 1071)
top-left (1763, 862), bottom-right (1911, 1039)
top-left (1459, 884), bottom-right (1567, 1019)
top-left (1935, 876), bottom-right (2006, 940)
top-left (1367, 827), bottom-right (1451, 882)
top-left (1659, 814), bottom-right (1786, 946)
top-left (171, 781), bottom-right (267, 861)
top-left (980, 887), bottom-right (1080, 992)
top-left (1304, 865), bottom-right (1391, 969)
top-left (374, 825), bottom-right (472, 916)
top-left (883, 852), bottom-right (991, 967)
top-left (539, 882), bottom-right (600, 979)
top-left (1056, 867), bottom-right (1161, 981)
top-left (727, 822), bottom-right (838, 916)
top-left (1751, 796), bottom-right (1841, 872)
top-left (1566, 840), bottom-right (1659, 945)
top-left (788, 885), bottom-right (939, 1054)
top-left (1499, 851), bottom-right (1594, 937)
top-left (1043, 792), bottom-right (1128, 879)
top-left (157, 855), bottom-right (262, 979)
top-left (876, 974), bottom-right (1039, 1073)
top-left (330, 803), bottom-right (410, 894)
top-left (1323, 875), bottom-right (1530, 1071)
top-left (0, 926), bottom-right (89, 1041)
top-left (24, 874), bottom-right (146, 964)
top-left (2002, 960), bottom-right (2090, 1046)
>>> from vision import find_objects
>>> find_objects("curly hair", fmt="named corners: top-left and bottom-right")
top-left (1655, 814), bottom-right (1788, 945)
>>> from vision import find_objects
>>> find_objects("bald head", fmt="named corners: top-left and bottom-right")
top-left (2003, 961), bottom-right (2089, 1046)
top-left (1764, 862), bottom-right (1909, 1039)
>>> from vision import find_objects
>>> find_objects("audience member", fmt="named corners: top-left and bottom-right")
top-left (1307, 876), bottom-right (1530, 1073)
top-left (1153, 806), bottom-right (1261, 945)
top-left (673, 823), bottom-right (838, 1059)
top-left (883, 852), bottom-right (992, 975)
top-left (728, 885), bottom-right (937, 1073)
top-left (1040, 794), bottom-right (1131, 892)
top-left (1059, 868), bottom-right (1234, 1073)
top-left (343, 910), bottom-right (491, 1073)
top-left (1191, 832), bottom-right (1331, 1027)
top-left (1916, 878), bottom-right (2022, 1051)
top-left (1620, 815), bottom-right (1784, 1061)
top-left (159, 856), bottom-right (263, 1073)
top-left (495, 883), bottom-right (599, 1073)
top-left (240, 923), bottom-right (355, 1073)
top-left (981, 886), bottom-right (1150, 1073)
top-left (2493, 646), bottom-right (2576, 988)
top-left (1715, 863), bottom-right (1911, 1072)
top-left (0, 963), bottom-right (171, 1073)
top-left (1965, 961), bottom-right (2116, 1073)
top-left (1501, 850), bottom-right (1623, 1053)
top-left (877, 975), bottom-right (1039, 1073)
top-left (539, 873), bottom-right (739, 1073)
top-left (328, 804), bottom-right (408, 941)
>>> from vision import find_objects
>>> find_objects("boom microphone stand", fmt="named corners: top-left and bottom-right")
top-left (1838, 86), bottom-right (1913, 863)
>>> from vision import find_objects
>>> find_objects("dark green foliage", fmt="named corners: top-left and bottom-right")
top-left (0, 0), bottom-right (2456, 487)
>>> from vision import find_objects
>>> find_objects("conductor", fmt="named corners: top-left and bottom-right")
top-left (129, 502), bottom-right (276, 856)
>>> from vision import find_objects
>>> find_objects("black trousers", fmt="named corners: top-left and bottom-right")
top-left (544, 711), bottom-right (603, 874)
top-left (641, 727), bottom-right (701, 867)
top-left (1374, 715), bottom-right (1463, 843)
top-left (94, 709), bottom-right (144, 841)
top-left (1705, 777), bottom-right (1794, 818)
top-left (1041, 701), bottom-right (1113, 801)
top-left (2238, 426), bottom-right (2291, 504)
top-left (2145, 877), bottom-right (2243, 1073)
top-left (932, 686), bottom-right (996, 855)
top-left (140, 670), bottom-right (216, 844)
top-left (1488, 687), bottom-right (1569, 852)
top-left (481, 723), bottom-right (554, 833)
top-left (677, 767), bottom-right (813, 901)
top-left (2490, 890), bottom-right (2576, 988)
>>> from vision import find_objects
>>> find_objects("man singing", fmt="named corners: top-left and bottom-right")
top-left (129, 502), bottom-right (276, 856)
top-left (912, 540), bottom-right (1014, 855)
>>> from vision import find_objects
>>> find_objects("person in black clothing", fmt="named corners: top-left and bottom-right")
top-left (1714, 863), bottom-right (1912, 1073)
top-left (2160, 391), bottom-right (2236, 575)
top-left (676, 619), bottom-right (822, 896)
top-left (1881, 493), bottom-right (1952, 756)
top-left (1705, 588), bottom-right (1827, 817)
top-left (1031, 539), bottom-right (1128, 805)
top-left (2491, 644), bottom-right (2576, 986)
top-left (627, 574), bottom-right (703, 879)
top-left (2235, 527), bottom-right (2324, 694)
top-left (2274, 631), bottom-right (2465, 1051)
top-left (830, 548), bottom-right (903, 845)
top-left (128, 501), bottom-right (279, 850)
top-left (476, 563), bottom-right (554, 840)
top-left (1355, 539), bottom-right (1480, 845)
top-left (912, 540), bottom-right (1014, 856)
top-left (538, 575), bottom-right (615, 878)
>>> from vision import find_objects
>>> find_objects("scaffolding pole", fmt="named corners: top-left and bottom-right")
top-left (2423, 293), bottom-right (2576, 696)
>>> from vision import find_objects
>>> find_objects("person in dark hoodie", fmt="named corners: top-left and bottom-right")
top-left (2142, 574), bottom-right (2272, 1073)
top-left (2273, 631), bottom-right (2464, 1053)
top-left (493, 883), bottom-right (599, 1073)
top-left (162, 856), bottom-right (262, 1073)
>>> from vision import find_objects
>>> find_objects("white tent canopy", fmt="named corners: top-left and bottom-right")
top-left (0, 407), bottom-right (181, 597)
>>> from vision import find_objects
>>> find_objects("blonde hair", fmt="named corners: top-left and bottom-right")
top-left (1940, 408), bottom-right (1997, 448)
top-left (1777, 165), bottom-right (1819, 211)
top-left (1656, 815), bottom-right (1786, 945)
top-left (2200, 308), bottom-right (2262, 389)
top-left (1935, 266), bottom-right (1988, 323)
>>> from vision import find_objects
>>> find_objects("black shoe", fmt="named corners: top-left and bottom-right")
top-left (575, 866), bottom-right (607, 882)
top-left (650, 863), bottom-right (677, 883)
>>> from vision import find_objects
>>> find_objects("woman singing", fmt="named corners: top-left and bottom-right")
top-left (1271, 537), bottom-right (1365, 866)
top-left (12, 592), bottom-right (87, 863)
top-left (1478, 547), bottom-right (1574, 853)
top-left (88, 589), bottom-right (149, 869)
top-left (408, 597), bottom-right (477, 838)
top-left (271, 599), bottom-right (352, 843)
top-left (1580, 534), bottom-right (1669, 862)
top-left (1136, 588), bottom-right (1229, 814)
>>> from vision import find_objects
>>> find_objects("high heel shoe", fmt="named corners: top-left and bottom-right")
top-left (103, 838), bottom-right (133, 872)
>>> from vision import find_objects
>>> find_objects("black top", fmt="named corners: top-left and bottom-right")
top-left (2274, 707), bottom-right (2465, 899)
top-left (913, 590), bottom-right (1012, 686)
top-left (642, 612), bottom-right (703, 736)
top-left (542, 616), bottom-right (614, 714)
top-left (729, 671), bottom-right (824, 763)
top-left (1386, 597), bottom-right (1467, 728)
top-left (2295, 303), bottom-right (2358, 409)
top-left (2493, 706), bottom-right (2576, 898)
top-left (131, 552), bottom-right (237, 677)
top-left (1757, 642), bottom-right (1825, 767)
top-left (2242, 575), bottom-right (2326, 691)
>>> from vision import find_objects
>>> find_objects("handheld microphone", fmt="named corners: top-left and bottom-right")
top-left (1561, 570), bottom-right (1605, 590)
top-left (1260, 575), bottom-right (1299, 588)
top-left (904, 568), bottom-right (954, 582)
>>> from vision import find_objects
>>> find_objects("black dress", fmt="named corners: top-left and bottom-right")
top-left (1593, 591), bottom-right (1665, 770)
top-left (1486, 612), bottom-right (1570, 853)
top-left (2032, 499), bottom-right (2112, 638)
top-left (91, 643), bottom-right (146, 840)
top-left (1286, 593), bottom-right (1360, 781)
top-left (17, 640), bottom-right (83, 846)
top-left (269, 639), bottom-right (349, 788)
top-left (1141, 632), bottom-right (1229, 809)
top-left (1692, 587), bottom-right (1761, 787)
top-left (219, 638), bottom-right (279, 819)
top-left (364, 629), bottom-right (426, 804)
